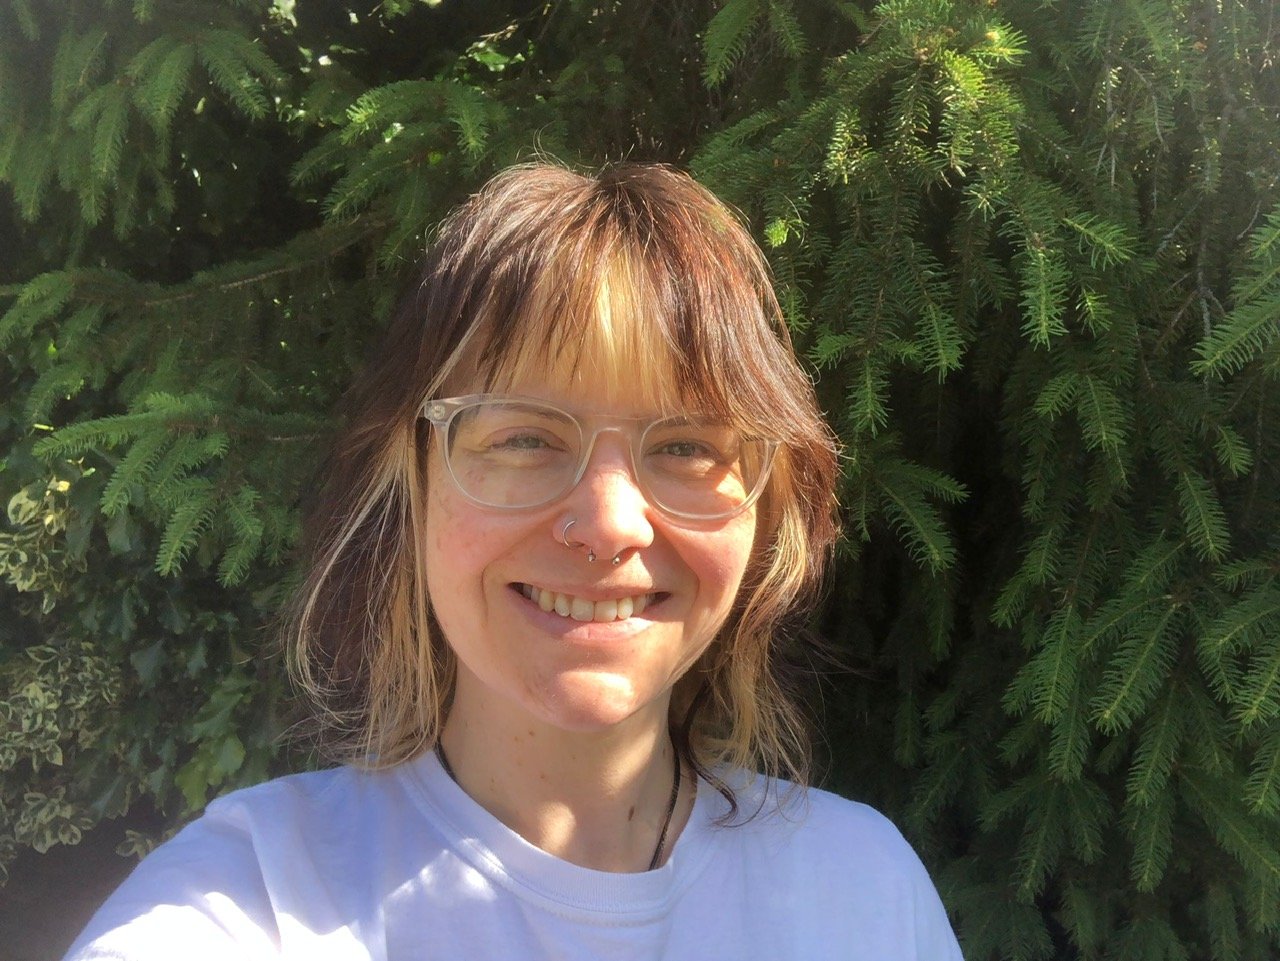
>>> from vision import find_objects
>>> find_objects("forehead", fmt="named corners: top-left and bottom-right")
top-left (488, 350), bottom-right (687, 419)
top-left (461, 263), bottom-right (702, 418)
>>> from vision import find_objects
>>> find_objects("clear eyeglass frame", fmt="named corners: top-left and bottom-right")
top-left (420, 393), bottom-right (778, 521)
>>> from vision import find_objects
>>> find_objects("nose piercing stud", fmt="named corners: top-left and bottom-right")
top-left (560, 518), bottom-right (622, 565)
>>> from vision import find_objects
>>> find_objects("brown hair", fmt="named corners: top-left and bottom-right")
top-left (286, 162), bottom-right (839, 803)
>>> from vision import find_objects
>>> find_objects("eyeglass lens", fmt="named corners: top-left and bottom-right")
top-left (441, 399), bottom-right (769, 518)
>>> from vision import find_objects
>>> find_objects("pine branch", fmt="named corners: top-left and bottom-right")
top-left (217, 484), bottom-right (264, 587)
top-left (1245, 733), bottom-right (1280, 816)
top-left (1089, 601), bottom-right (1180, 735)
top-left (1004, 604), bottom-right (1081, 724)
top-left (1236, 637), bottom-right (1280, 729)
top-left (1014, 775), bottom-right (1067, 900)
top-left (1126, 684), bottom-right (1185, 806)
top-left (1182, 772), bottom-right (1280, 884)
top-left (1204, 884), bottom-right (1243, 961)
top-left (1126, 786), bottom-right (1173, 891)
top-left (703, 0), bottom-right (764, 87)
top-left (154, 478), bottom-right (217, 576)
top-left (1176, 469), bottom-right (1230, 561)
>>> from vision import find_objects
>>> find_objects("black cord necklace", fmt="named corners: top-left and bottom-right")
top-left (647, 739), bottom-right (682, 871)
top-left (434, 737), bottom-right (682, 872)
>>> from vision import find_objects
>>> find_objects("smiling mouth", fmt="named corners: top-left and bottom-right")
top-left (515, 583), bottom-right (663, 623)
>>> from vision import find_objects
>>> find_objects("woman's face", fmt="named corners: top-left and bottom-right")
top-left (425, 370), bottom-right (759, 736)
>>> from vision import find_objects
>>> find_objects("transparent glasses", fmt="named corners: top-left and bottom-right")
top-left (421, 394), bottom-right (777, 520)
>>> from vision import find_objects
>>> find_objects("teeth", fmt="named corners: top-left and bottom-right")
top-left (570, 597), bottom-right (594, 621)
top-left (520, 585), bottom-right (655, 623)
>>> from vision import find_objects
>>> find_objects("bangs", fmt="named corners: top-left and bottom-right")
top-left (418, 163), bottom-right (818, 449)
top-left (474, 252), bottom-right (693, 415)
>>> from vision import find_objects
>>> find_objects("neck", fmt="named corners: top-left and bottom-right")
top-left (438, 680), bottom-right (688, 872)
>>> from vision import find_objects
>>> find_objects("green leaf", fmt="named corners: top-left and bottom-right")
top-left (101, 431), bottom-right (171, 516)
top-left (1018, 246), bottom-right (1069, 346)
top-left (1182, 772), bottom-right (1280, 883)
top-left (212, 734), bottom-right (245, 777)
top-left (1244, 734), bottom-right (1280, 816)
top-left (1204, 884), bottom-right (1242, 961)
top-left (174, 756), bottom-right (211, 810)
top-left (1126, 685), bottom-right (1184, 807)
top-left (1004, 604), bottom-right (1081, 724)
top-left (1235, 636), bottom-right (1280, 729)
top-left (128, 640), bottom-right (165, 688)
top-left (0, 272), bottom-right (75, 348)
top-left (1032, 371), bottom-right (1079, 419)
top-left (765, 0), bottom-right (807, 59)
top-left (1176, 470), bottom-right (1229, 561)
top-left (915, 301), bottom-right (963, 378)
top-left (443, 83), bottom-right (491, 158)
top-left (703, 0), bottom-right (764, 86)
top-left (1014, 776), bottom-right (1067, 900)
top-left (876, 472), bottom-right (957, 572)
top-left (196, 30), bottom-right (274, 119)
top-left (1075, 374), bottom-right (1128, 457)
top-left (154, 480), bottom-right (217, 576)
top-left (1063, 213), bottom-right (1136, 268)
top-left (1090, 602), bottom-right (1180, 735)
top-left (133, 41), bottom-right (197, 135)
top-left (105, 507), bottom-right (137, 555)
top-left (90, 85), bottom-right (131, 191)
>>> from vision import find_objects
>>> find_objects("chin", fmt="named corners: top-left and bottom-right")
top-left (532, 670), bottom-right (661, 732)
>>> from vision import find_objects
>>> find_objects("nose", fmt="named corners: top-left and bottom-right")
top-left (558, 429), bottom-right (654, 562)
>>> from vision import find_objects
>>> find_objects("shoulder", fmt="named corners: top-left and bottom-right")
top-left (704, 774), bottom-right (963, 959)
top-left (782, 782), bottom-right (923, 863)
top-left (724, 773), bottom-right (925, 867)
top-left (199, 764), bottom-right (379, 829)
top-left (63, 765), bottom-right (406, 961)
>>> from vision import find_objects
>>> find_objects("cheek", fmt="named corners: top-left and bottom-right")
top-left (427, 489), bottom-right (463, 558)
top-left (426, 454), bottom-right (486, 568)
top-left (424, 469), bottom-right (487, 628)
top-left (694, 518), bottom-right (757, 611)
top-left (424, 475), bottom-right (451, 582)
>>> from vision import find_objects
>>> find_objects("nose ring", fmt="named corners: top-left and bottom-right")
top-left (560, 518), bottom-right (595, 561)
top-left (559, 518), bottom-right (622, 565)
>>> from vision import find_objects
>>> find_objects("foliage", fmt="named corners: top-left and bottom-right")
top-left (1, 0), bottom-right (1278, 957)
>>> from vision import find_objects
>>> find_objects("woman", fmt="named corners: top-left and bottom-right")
top-left (66, 164), bottom-right (963, 959)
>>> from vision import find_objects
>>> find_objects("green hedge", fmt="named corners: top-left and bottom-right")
top-left (2, 1), bottom-right (1278, 957)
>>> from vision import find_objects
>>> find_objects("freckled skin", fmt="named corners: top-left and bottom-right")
top-left (425, 380), bottom-right (757, 738)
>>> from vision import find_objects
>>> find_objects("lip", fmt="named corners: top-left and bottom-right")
top-left (511, 581), bottom-right (662, 604)
top-left (507, 583), bottom-right (670, 641)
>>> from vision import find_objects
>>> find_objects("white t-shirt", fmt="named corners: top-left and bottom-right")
top-left (65, 753), bottom-right (963, 960)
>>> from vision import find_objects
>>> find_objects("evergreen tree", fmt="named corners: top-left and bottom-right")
top-left (1, 0), bottom-right (1277, 957)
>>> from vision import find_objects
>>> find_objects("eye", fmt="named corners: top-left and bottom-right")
top-left (644, 435), bottom-right (735, 482)
top-left (646, 420), bottom-right (739, 463)
top-left (452, 403), bottom-right (578, 458)
top-left (652, 438), bottom-right (719, 460)
top-left (488, 430), bottom-right (558, 451)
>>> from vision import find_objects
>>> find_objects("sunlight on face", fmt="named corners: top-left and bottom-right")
top-left (426, 265), bottom-right (758, 738)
